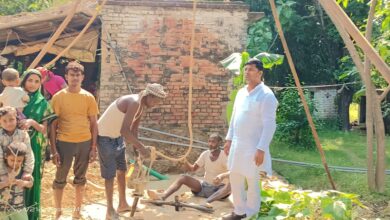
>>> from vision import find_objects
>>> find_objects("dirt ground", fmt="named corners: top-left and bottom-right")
top-left (40, 161), bottom-right (389, 220)
top-left (40, 161), bottom-right (233, 220)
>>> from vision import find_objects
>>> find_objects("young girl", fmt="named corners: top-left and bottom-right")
top-left (0, 142), bottom-right (33, 220)
top-left (0, 107), bottom-right (34, 181)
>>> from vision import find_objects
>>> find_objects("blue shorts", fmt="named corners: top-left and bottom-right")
top-left (97, 136), bottom-right (127, 179)
top-left (192, 181), bottom-right (226, 198)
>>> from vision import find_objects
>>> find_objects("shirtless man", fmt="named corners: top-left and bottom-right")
top-left (97, 83), bottom-right (167, 219)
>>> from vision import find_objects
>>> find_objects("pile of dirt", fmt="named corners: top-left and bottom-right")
top-left (41, 161), bottom-right (106, 219)
top-left (40, 161), bottom-right (233, 219)
top-left (40, 161), bottom-right (388, 219)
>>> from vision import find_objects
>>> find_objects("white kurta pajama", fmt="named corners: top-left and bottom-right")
top-left (226, 82), bottom-right (278, 217)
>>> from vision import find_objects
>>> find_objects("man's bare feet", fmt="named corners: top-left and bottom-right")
top-left (72, 210), bottom-right (82, 219)
top-left (55, 210), bottom-right (62, 220)
top-left (147, 190), bottom-right (163, 200)
top-left (200, 202), bottom-right (213, 208)
top-left (117, 204), bottom-right (132, 213)
top-left (106, 209), bottom-right (119, 220)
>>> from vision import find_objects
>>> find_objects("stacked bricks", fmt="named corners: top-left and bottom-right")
top-left (100, 1), bottom-right (249, 140)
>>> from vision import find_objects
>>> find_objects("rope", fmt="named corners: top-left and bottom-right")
top-left (133, 0), bottom-right (198, 163)
top-left (99, 21), bottom-right (133, 93)
top-left (0, 30), bottom-right (11, 55)
top-left (127, 1), bottom-right (198, 200)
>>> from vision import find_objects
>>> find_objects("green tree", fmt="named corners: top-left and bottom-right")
top-left (0, 0), bottom-right (53, 15)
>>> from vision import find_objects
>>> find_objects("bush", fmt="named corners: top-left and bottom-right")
top-left (276, 87), bottom-right (319, 149)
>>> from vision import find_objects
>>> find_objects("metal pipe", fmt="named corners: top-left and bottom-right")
top-left (140, 126), bottom-right (208, 145)
top-left (139, 137), bottom-right (208, 150)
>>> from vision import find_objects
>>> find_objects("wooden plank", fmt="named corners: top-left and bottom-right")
top-left (0, 14), bottom-right (68, 31)
top-left (44, 0), bottom-right (108, 68)
top-left (11, 29), bottom-right (36, 42)
top-left (29, 0), bottom-right (82, 69)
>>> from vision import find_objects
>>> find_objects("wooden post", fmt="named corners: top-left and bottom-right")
top-left (268, 0), bottom-right (337, 190)
top-left (363, 0), bottom-right (378, 191)
top-left (321, 0), bottom-right (386, 192)
top-left (380, 86), bottom-right (390, 101)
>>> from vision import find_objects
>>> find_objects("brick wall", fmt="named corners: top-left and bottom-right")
top-left (100, 1), bottom-right (249, 140)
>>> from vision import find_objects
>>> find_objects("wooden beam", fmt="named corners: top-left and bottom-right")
top-left (317, 0), bottom-right (390, 84)
top-left (11, 29), bottom-right (36, 42)
top-left (380, 86), bottom-right (390, 101)
top-left (0, 14), bottom-right (69, 31)
top-left (28, 0), bottom-right (82, 69)
top-left (268, 0), bottom-right (337, 190)
top-left (325, 0), bottom-right (387, 193)
top-left (363, 0), bottom-right (377, 192)
top-left (44, 0), bottom-right (108, 68)
top-left (0, 30), bottom-right (99, 53)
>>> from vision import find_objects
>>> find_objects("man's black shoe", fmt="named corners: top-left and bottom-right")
top-left (221, 212), bottom-right (247, 220)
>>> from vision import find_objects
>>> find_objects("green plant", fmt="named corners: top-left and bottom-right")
top-left (226, 52), bottom-right (250, 123)
top-left (0, 0), bottom-right (53, 15)
top-left (250, 185), bottom-right (365, 220)
top-left (247, 18), bottom-right (273, 56)
top-left (275, 80), bottom-right (318, 149)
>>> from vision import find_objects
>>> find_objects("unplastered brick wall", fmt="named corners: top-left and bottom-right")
top-left (100, 1), bottom-right (249, 140)
top-left (312, 88), bottom-right (338, 119)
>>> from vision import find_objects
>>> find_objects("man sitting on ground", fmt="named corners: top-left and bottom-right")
top-left (147, 133), bottom-right (231, 205)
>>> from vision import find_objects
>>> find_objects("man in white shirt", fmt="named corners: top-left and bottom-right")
top-left (147, 133), bottom-right (231, 204)
top-left (223, 59), bottom-right (278, 220)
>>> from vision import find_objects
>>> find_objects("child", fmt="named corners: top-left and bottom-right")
top-left (147, 133), bottom-right (231, 205)
top-left (0, 68), bottom-right (30, 119)
top-left (0, 107), bottom-right (34, 178)
top-left (0, 142), bottom-right (33, 220)
top-left (36, 67), bottom-right (67, 100)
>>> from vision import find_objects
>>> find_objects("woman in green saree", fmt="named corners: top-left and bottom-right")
top-left (20, 69), bottom-right (56, 220)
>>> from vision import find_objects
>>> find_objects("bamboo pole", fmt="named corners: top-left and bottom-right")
top-left (363, 0), bottom-right (378, 191)
top-left (322, 0), bottom-right (386, 193)
top-left (44, 0), bottom-right (108, 68)
top-left (380, 86), bottom-right (390, 101)
top-left (28, 0), bottom-right (82, 69)
top-left (268, 0), bottom-right (336, 190)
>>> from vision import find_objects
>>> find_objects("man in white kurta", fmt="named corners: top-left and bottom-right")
top-left (223, 59), bottom-right (278, 220)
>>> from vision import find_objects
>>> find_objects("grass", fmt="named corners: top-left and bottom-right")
top-left (271, 129), bottom-right (390, 204)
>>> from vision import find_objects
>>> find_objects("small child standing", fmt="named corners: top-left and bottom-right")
top-left (0, 107), bottom-right (34, 179)
top-left (0, 68), bottom-right (30, 119)
top-left (0, 142), bottom-right (33, 220)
